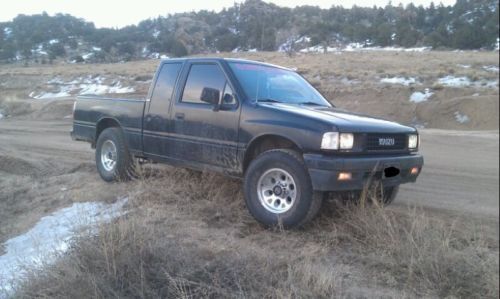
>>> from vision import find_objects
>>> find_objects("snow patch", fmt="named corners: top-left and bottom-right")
top-left (79, 82), bottom-right (134, 95)
top-left (437, 76), bottom-right (471, 87)
top-left (0, 198), bottom-right (128, 295)
top-left (3, 27), bottom-right (12, 38)
top-left (0, 111), bottom-right (3, 120)
top-left (31, 76), bottom-right (135, 99)
top-left (483, 65), bottom-right (499, 73)
top-left (436, 75), bottom-right (498, 89)
top-left (92, 46), bottom-right (102, 51)
top-left (34, 91), bottom-right (71, 99)
top-left (410, 89), bottom-right (433, 103)
top-left (380, 77), bottom-right (418, 86)
top-left (82, 53), bottom-right (93, 60)
top-left (457, 64), bottom-right (471, 69)
top-left (454, 111), bottom-right (470, 124)
top-left (248, 48), bottom-right (258, 52)
top-left (48, 39), bottom-right (59, 45)
top-left (343, 44), bottom-right (430, 52)
top-left (300, 45), bottom-right (339, 53)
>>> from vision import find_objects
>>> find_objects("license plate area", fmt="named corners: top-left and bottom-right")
top-left (383, 163), bottom-right (401, 179)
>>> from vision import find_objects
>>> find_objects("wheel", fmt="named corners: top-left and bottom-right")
top-left (381, 185), bottom-right (399, 205)
top-left (95, 127), bottom-right (134, 182)
top-left (243, 149), bottom-right (323, 228)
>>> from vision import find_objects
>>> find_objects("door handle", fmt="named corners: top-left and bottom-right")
top-left (175, 112), bottom-right (185, 120)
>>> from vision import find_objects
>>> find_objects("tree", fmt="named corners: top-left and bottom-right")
top-left (171, 40), bottom-right (187, 57)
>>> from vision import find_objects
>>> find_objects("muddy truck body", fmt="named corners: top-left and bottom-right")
top-left (71, 58), bottom-right (423, 227)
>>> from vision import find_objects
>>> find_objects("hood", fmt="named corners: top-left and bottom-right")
top-left (259, 103), bottom-right (416, 133)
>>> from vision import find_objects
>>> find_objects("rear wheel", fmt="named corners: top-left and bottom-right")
top-left (95, 127), bottom-right (135, 182)
top-left (244, 149), bottom-right (323, 228)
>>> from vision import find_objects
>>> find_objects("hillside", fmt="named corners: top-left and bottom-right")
top-left (0, 0), bottom-right (498, 63)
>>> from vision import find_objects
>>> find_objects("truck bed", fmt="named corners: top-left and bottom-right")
top-left (71, 95), bottom-right (146, 154)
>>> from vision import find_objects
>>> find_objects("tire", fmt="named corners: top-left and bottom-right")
top-left (243, 149), bottom-right (323, 228)
top-left (381, 185), bottom-right (399, 205)
top-left (95, 127), bottom-right (134, 182)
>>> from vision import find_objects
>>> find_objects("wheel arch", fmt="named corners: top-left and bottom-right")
top-left (243, 134), bottom-right (302, 173)
top-left (94, 117), bottom-right (122, 148)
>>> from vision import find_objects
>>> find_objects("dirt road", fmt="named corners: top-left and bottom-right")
top-left (0, 112), bottom-right (498, 245)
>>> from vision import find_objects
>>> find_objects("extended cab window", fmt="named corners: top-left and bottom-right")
top-left (181, 64), bottom-right (226, 104)
top-left (150, 63), bottom-right (182, 111)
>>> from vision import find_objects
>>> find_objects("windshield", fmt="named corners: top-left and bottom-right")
top-left (229, 62), bottom-right (331, 107)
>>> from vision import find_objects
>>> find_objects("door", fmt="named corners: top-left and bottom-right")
top-left (142, 62), bottom-right (182, 157)
top-left (170, 62), bottom-right (240, 169)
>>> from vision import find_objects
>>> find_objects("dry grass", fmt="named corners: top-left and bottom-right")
top-left (12, 166), bottom-right (499, 298)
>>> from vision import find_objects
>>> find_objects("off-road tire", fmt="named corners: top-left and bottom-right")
top-left (95, 127), bottom-right (135, 182)
top-left (243, 149), bottom-right (323, 228)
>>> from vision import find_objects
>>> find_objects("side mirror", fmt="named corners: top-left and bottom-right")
top-left (200, 87), bottom-right (220, 111)
top-left (222, 93), bottom-right (234, 104)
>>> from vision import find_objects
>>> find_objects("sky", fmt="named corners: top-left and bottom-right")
top-left (0, 0), bottom-right (457, 28)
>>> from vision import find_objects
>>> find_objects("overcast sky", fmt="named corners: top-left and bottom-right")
top-left (1, 0), bottom-right (457, 28)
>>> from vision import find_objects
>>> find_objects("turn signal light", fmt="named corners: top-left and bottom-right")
top-left (338, 172), bottom-right (352, 181)
top-left (410, 167), bottom-right (419, 175)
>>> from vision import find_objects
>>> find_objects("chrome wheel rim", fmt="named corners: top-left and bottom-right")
top-left (101, 140), bottom-right (117, 172)
top-left (257, 168), bottom-right (297, 214)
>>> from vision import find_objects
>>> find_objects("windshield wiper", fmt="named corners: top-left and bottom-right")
top-left (256, 98), bottom-right (284, 103)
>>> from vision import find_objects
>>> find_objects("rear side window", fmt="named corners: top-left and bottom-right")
top-left (149, 63), bottom-right (182, 112)
top-left (181, 64), bottom-right (226, 104)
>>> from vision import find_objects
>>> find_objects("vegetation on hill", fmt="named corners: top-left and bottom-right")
top-left (0, 0), bottom-right (498, 63)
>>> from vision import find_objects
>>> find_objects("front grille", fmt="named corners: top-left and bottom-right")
top-left (366, 133), bottom-right (406, 151)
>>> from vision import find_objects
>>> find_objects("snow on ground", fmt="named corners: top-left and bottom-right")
top-left (0, 111), bottom-right (3, 120)
top-left (79, 82), bottom-right (135, 95)
top-left (0, 198), bottom-right (128, 295)
top-left (410, 89), bottom-right (433, 103)
top-left (380, 76), bottom-right (418, 86)
top-left (300, 45), bottom-right (339, 53)
top-left (483, 65), bottom-right (499, 73)
top-left (30, 76), bottom-right (135, 99)
top-left (437, 75), bottom-right (498, 88)
top-left (454, 111), bottom-right (470, 124)
top-left (82, 53), bottom-right (93, 60)
top-left (457, 64), bottom-right (471, 68)
top-left (437, 75), bottom-right (472, 87)
top-left (33, 90), bottom-right (71, 99)
top-left (344, 44), bottom-right (430, 52)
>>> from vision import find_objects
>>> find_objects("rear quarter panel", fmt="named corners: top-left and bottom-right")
top-left (72, 97), bottom-right (146, 153)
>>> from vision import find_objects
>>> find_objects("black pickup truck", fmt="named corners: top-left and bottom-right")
top-left (72, 58), bottom-right (423, 227)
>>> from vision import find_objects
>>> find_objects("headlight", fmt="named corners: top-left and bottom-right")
top-left (408, 134), bottom-right (419, 149)
top-left (321, 132), bottom-right (354, 150)
top-left (340, 133), bottom-right (354, 149)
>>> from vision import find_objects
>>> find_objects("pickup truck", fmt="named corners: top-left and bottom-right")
top-left (71, 58), bottom-right (423, 228)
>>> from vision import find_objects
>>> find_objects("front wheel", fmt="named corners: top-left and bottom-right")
top-left (95, 127), bottom-right (135, 182)
top-left (243, 149), bottom-right (323, 228)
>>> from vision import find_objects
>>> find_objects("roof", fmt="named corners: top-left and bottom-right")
top-left (160, 57), bottom-right (292, 71)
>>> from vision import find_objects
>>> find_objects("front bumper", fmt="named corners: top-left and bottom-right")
top-left (304, 153), bottom-right (424, 191)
